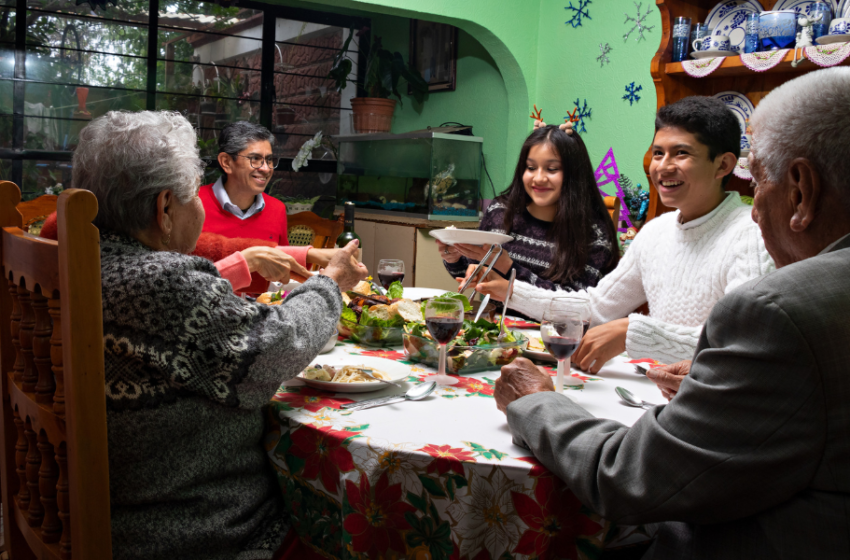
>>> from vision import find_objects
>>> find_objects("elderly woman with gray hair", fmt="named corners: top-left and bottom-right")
top-left (74, 110), bottom-right (367, 560)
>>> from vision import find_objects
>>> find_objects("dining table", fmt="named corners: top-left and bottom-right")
top-left (265, 298), bottom-right (665, 560)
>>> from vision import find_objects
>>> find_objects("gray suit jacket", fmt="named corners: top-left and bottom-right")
top-left (507, 236), bottom-right (850, 559)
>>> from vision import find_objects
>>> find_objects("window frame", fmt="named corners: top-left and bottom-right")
top-left (0, 0), bottom-right (369, 190)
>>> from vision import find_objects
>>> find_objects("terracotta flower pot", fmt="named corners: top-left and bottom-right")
top-left (350, 97), bottom-right (396, 134)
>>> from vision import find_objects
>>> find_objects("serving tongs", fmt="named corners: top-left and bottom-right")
top-left (457, 244), bottom-right (503, 302)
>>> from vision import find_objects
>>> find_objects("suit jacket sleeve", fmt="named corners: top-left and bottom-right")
top-left (506, 285), bottom-right (825, 525)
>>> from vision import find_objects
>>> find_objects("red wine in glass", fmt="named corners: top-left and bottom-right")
top-left (426, 317), bottom-right (463, 344)
top-left (378, 271), bottom-right (405, 289)
top-left (542, 336), bottom-right (579, 360)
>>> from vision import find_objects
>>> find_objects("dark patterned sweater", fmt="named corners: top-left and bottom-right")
top-left (444, 201), bottom-right (616, 292)
top-left (100, 232), bottom-right (342, 560)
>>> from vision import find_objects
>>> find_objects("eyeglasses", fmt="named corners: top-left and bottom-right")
top-left (233, 154), bottom-right (281, 169)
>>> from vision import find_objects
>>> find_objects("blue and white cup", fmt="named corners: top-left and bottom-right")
top-left (829, 17), bottom-right (850, 35)
top-left (691, 23), bottom-right (712, 50)
top-left (672, 17), bottom-right (692, 62)
top-left (810, 2), bottom-right (832, 40)
top-left (695, 34), bottom-right (732, 52)
top-left (744, 13), bottom-right (760, 53)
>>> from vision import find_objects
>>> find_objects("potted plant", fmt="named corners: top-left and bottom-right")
top-left (328, 28), bottom-right (429, 133)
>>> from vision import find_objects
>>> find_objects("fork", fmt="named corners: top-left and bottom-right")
top-left (359, 368), bottom-right (402, 388)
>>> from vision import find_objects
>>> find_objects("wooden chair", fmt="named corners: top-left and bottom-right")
top-left (0, 181), bottom-right (111, 559)
top-left (16, 195), bottom-right (58, 235)
top-left (287, 211), bottom-right (343, 249)
top-left (603, 196), bottom-right (622, 229)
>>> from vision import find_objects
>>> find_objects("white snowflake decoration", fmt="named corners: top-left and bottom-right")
top-left (565, 0), bottom-right (592, 28)
top-left (596, 43), bottom-right (612, 66)
top-left (623, 1), bottom-right (656, 43)
top-left (623, 82), bottom-right (643, 105)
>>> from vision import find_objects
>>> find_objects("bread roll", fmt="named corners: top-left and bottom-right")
top-left (391, 299), bottom-right (422, 322)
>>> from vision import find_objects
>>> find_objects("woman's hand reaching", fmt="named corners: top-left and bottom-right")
top-left (241, 246), bottom-right (312, 284)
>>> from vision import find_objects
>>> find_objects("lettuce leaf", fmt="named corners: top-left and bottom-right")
top-left (387, 281), bottom-right (404, 299)
top-left (340, 307), bottom-right (358, 324)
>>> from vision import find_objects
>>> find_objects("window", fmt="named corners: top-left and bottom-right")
top-left (0, 0), bottom-right (366, 207)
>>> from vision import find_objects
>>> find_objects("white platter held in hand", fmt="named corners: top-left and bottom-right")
top-left (429, 228), bottom-right (513, 247)
top-left (298, 356), bottom-right (411, 393)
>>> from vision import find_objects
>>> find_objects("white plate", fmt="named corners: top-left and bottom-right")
top-left (708, 0), bottom-right (763, 53)
top-left (429, 228), bottom-right (513, 247)
top-left (522, 335), bottom-right (556, 363)
top-left (403, 287), bottom-right (450, 301)
top-left (713, 91), bottom-right (755, 151)
top-left (816, 33), bottom-right (850, 43)
top-left (707, 0), bottom-right (764, 28)
top-left (839, 0), bottom-right (849, 18)
top-left (298, 356), bottom-right (412, 393)
top-left (774, 0), bottom-right (839, 19)
top-left (690, 49), bottom-right (738, 58)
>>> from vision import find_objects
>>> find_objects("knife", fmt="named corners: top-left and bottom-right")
top-left (473, 294), bottom-right (490, 323)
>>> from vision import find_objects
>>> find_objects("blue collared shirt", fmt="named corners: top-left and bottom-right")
top-left (212, 176), bottom-right (265, 220)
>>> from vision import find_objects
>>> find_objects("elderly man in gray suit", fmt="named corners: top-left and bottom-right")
top-left (496, 67), bottom-right (850, 559)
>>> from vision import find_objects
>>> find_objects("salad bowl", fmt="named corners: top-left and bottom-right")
top-left (403, 321), bottom-right (528, 374)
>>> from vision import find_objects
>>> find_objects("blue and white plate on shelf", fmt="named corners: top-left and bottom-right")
top-left (707, 0), bottom-right (764, 53)
top-left (774, 0), bottom-right (840, 19)
top-left (713, 91), bottom-right (755, 151)
top-left (837, 0), bottom-right (850, 18)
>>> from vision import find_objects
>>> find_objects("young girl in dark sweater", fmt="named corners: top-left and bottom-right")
top-left (438, 124), bottom-right (618, 299)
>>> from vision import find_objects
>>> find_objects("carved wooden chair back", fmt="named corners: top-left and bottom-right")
top-left (603, 196), bottom-right (622, 229)
top-left (0, 181), bottom-right (111, 559)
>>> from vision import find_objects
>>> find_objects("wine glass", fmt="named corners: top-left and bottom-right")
top-left (423, 298), bottom-right (464, 386)
top-left (540, 309), bottom-right (583, 392)
top-left (550, 295), bottom-right (591, 336)
top-left (378, 259), bottom-right (405, 290)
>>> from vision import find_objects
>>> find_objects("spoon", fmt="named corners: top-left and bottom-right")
top-left (341, 381), bottom-right (437, 411)
top-left (615, 386), bottom-right (658, 409)
top-left (497, 269), bottom-right (517, 343)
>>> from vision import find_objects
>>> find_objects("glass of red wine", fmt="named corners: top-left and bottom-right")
top-left (423, 298), bottom-right (463, 386)
top-left (552, 295), bottom-right (591, 336)
top-left (378, 259), bottom-right (405, 290)
top-left (541, 307), bottom-right (583, 392)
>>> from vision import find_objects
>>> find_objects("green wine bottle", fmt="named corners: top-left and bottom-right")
top-left (336, 201), bottom-right (361, 250)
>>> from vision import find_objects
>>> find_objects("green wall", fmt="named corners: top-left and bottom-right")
top-left (284, 0), bottom-right (661, 198)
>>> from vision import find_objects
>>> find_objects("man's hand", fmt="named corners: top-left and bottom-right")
top-left (436, 240), bottom-right (462, 263)
top-left (453, 244), bottom-right (513, 274)
top-left (241, 246), bottom-right (312, 283)
top-left (572, 318), bottom-right (629, 373)
top-left (646, 360), bottom-right (691, 401)
top-left (494, 358), bottom-right (555, 414)
top-left (321, 240), bottom-right (369, 291)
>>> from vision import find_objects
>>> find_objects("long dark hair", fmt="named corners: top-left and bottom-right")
top-left (498, 126), bottom-right (619, 284)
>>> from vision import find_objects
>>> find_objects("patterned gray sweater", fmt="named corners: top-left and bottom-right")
top-left (100, 232), bottom-right (342, 560)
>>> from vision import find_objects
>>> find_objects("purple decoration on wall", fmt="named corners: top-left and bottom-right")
top-left (594, 147), bottom-right (634, 231)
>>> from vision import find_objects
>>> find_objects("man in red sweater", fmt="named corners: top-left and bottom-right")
top-left (200, 121), bottom-right (338, 293)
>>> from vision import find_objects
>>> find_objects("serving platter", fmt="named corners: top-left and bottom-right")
top-left (522, 334), bottom-right (556, 363)
top-left (429, 228), bottom-right (513, 247)
top-left (298, 356), bottom-right (412, 393)
top-left (713, 91), bottom-right (755, 151)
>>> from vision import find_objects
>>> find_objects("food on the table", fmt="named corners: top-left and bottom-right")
top-left (527, 336), bottom-right (546, 352)
top-left (256, 290), bottom-right (287, 305)
top-left (302, 364), bottom-right (390, 383)
top-left (403, 317), bottom-right (526, 374)
top-left (338, 281), bottom-right (422, 346)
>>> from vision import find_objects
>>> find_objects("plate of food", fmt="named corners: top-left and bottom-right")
top-left (429, 227), bottom-right (513, 247)
top-left (299, 356), bottom-right (412, 393)
top-left (522, 334), bottom-right (556, 363)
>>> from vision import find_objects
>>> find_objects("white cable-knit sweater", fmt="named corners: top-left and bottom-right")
top-left (510, 192), bottom-right (775, 364)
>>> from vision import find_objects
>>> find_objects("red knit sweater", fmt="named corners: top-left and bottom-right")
top-left (198, 183), bottom-right (289, 244)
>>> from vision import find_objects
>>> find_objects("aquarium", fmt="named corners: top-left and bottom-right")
top-left (336, 131), bottom-right (483, 221)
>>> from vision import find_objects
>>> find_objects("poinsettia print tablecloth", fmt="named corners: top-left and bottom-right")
top-left (266, 335), bottom-right (663, 560)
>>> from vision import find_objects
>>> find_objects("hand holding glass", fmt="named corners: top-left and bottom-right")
top-left (423, 299), bottom-right (464, 386)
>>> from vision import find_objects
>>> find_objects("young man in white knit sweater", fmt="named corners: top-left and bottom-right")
top-left (478, 97), bottom-right (774, 369)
